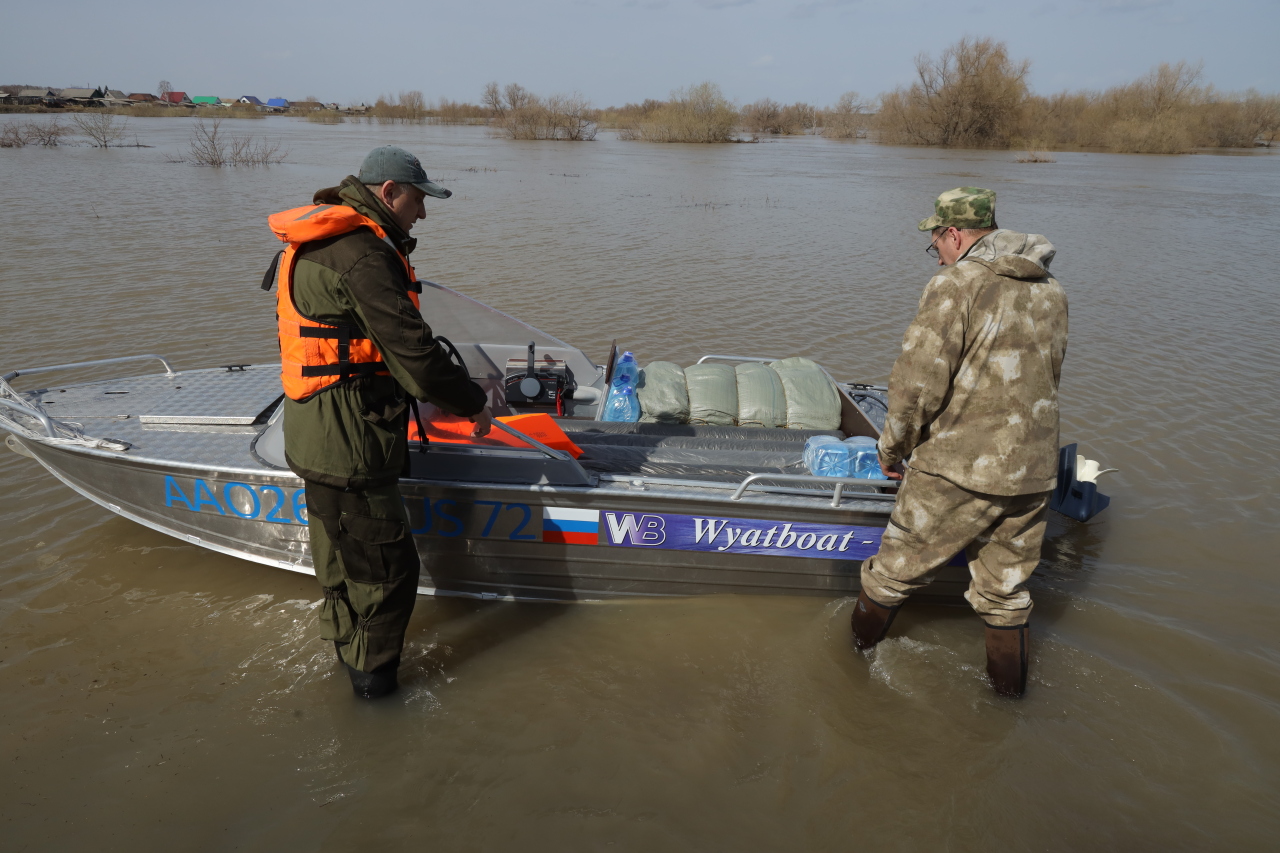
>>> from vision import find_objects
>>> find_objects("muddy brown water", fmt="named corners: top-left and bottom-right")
top-left (2, 117), bottom-right (1279, 850)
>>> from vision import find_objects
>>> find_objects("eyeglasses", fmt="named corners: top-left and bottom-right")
top-left (925, 228), bottom-right (949, 259)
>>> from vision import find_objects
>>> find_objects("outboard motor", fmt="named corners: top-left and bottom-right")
top-left (1051, 443), bottom-right (1118, 522)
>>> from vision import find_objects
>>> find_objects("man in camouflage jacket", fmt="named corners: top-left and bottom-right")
top-left (852, 187), bottom-right (1068, 697)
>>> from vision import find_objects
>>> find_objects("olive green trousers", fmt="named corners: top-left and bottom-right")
top-left (860, 468), bottom-right (1050, 628)
top-left (304, 481), bottom-right (421, 673)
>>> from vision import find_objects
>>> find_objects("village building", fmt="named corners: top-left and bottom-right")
top-left (60, 88), bottom-right (106, 105)
top-left (191, 96), bottom-right (220, 106)
top-left (102, 89), bottom-right (131, 106)
top-left (16, 88), bottom-right (61, 105)
top-left (160, 91), bottom-right (194, 107)
top-left (265, 97), bottom-right (290, 111)
top-left (239, 96), bottom-right (265, 109)
top-left (128, 93), bottom-right (159, 103)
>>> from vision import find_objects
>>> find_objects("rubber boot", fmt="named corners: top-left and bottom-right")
top-left (335, 642), bottom-right (398, 699)
top-left (985, 624), bottom-right (1029, 697)
top-left (851, 591), bottom-right (901, 651)
top-left (345, 660), bottom-right (399, 700)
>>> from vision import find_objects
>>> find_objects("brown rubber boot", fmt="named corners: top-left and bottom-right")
top-left (851, 591), bottom-right (902, 651)
top-left (985, 623), bottom-right (1029, 697)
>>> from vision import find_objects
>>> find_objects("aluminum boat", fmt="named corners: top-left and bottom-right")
top-left (1, 281), bottom-right (1101, 603)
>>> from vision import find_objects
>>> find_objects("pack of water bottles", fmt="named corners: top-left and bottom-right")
top-left (600, 351), bottom-right (642, 422)
top-left (803, 435), bottom-right (888, 479)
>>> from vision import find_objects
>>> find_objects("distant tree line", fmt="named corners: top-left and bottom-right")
top-left (7, 40), bottom-right (1277, 152)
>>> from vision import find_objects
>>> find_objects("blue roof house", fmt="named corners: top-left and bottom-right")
top-left (266, 98), bottom-right (290, 111)
top-left (238, 96), bottom-right (264, 106)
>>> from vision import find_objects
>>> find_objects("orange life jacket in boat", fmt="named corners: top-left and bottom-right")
top-left (266, 204), bottom-right (422, 401)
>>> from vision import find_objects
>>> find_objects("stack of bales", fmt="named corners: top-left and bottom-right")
top-left (634, 357), bottom-right (841, 431)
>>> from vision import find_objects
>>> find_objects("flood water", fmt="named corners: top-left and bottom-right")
top-left (2, 116), bottom-right (1278, 850)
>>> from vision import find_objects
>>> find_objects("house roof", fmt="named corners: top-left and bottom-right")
top-left (18, 88), bottom-right (59, 98)
top-left (266, 98), bottom-right (289, 108)
top-left (128, 93), bottom-right (158, 101)
top-left (239, 96), bottom-right (264, 105)
top-left (105, 89), bottom-right (128, 100)
top-left (161, 91), bottom-right (190, 104)
top-left (60, 88), bottom-right (104, 99)
top-left (191, 96), bottom-right (220, 105)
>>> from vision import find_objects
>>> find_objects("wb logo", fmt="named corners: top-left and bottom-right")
top-left (604, 513), bottom-right (667, 546)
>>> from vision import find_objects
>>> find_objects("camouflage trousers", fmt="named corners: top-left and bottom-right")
top-left (861, 468), bottom-right (1049, 628)
top-left (304, 481), bottom-right (421, 673)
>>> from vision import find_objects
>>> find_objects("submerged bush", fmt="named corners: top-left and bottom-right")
top-left (306, 110), bottom-right (345, 124)
top-left (371, 91), bottom-right (428, 124)
top-left (484, 82), bottom-right (596, 140)
top-left (180, 118), bottom-right (286, 166)
top-left (0, 118), bottom-right (68, 147)
top-left (70, 111), bottom-right (129, 147)
top-left (821, 92), bottom-right (874, 139)
top-left (741, 99), bottom-right (817, 135)
top-left (619, 83), bottom-right (740, 143)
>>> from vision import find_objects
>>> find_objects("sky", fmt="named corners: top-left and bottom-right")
top-left (3, 0), bottom-right (1276, 106)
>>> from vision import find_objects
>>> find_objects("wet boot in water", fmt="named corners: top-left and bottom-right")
top-left (985, 624), bottom-right (1029, 697)
top-left (334, 642), bottom-right (399, 699)
top-left (345, 660), bottom-right (399, 700)
top-left (851, 591), bottom-right (901, 651)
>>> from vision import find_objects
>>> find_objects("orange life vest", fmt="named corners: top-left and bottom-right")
top-left (266, 204), bottom-right (422, 401)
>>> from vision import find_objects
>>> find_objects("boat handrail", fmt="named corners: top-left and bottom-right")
top-left (489, 419), bottom-right (595, 483)
top-left (2, 354), bottom-right (177, 384)
top-left (694, 354), bottom-right (783, 365)
top-left (0, 398), bottom-right (56, 438)
top-left (731, 472), bottom-right (899, 508)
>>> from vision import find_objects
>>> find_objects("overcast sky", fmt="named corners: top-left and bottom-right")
top-left (3, 0), bottom-right (1275, 105)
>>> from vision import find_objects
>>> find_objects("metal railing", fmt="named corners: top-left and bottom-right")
top-left (480, 419), bottom-right (596, 484)
top-left (695, 354), bottom-right (783, 365)
top-left (2, 354), bottom-right (176, 384)
top-left (731, 472), bottom-right (899, 507)
top-left (0, 398), bottom-right (56, 438)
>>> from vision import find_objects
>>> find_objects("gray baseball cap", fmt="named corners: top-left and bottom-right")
top-left (357, 145), bottom-right (451, 199)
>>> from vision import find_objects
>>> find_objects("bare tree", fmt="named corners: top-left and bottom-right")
top-left (158, 80), bottom-right (172, 99)
top-left (503, 83), bottom-right (533, 112)
top-left (878, 37), bottom-right (1030, 147)
top-left (822, 91), bottom-right (873, 138)
top-left (71, 112), bottom-right (129, 147)
top-left (399, 90), bottom-right (427, 121)
top-left (741, 99), bottom-right (784, 133)
top-left (482, 82), bottom-right (505, 119)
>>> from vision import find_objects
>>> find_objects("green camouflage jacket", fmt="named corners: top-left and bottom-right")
top-left (878, 230), bottom-right (1068, 495)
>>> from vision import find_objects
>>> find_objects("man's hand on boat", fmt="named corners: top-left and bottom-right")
top-left (469, 407), bottom-right (494, 438)
top-left (880, 457), bottom-right (903, 480)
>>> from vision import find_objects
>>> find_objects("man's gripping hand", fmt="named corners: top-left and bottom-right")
top-left (469, 407), bottom-right (493, 438)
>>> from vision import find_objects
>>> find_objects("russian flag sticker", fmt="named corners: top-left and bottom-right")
top-left (543, 507), bottom-right (600, 545)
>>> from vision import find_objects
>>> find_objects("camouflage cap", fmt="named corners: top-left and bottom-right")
top-left (917, 186), bottom-right (996, 231)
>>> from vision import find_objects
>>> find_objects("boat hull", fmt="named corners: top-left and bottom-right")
top-left (13, 435), bottom-right (972, 603)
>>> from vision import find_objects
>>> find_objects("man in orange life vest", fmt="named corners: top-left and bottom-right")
top-left (267, 146), bottom-right (492, 699)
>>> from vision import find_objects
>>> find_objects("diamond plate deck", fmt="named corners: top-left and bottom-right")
top-left (25, 365), bottom-right (283, 425)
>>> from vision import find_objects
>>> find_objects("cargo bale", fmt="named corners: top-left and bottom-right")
top-left (637, 361), bottom-right (690, 423)
top-left (684, 363), bottom-right (738, 426)
top-left (735, 362), bottom-right (787, 428)
top-left (771, 357), bottom-right (841, 430)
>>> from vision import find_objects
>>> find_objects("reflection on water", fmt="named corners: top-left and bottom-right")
top-left (1, 118), bottom-right (1279, 848)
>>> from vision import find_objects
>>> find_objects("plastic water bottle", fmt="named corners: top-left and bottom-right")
top-left (601, 351), bottom-right (641, 422)
top-left (804, 435), bottom-right (854, 477)
top-left (844, 436), bottom-right (888, 480)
